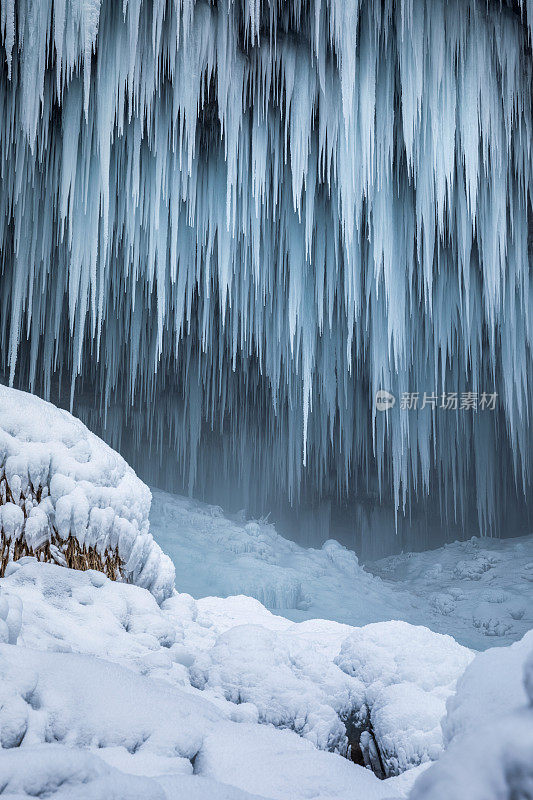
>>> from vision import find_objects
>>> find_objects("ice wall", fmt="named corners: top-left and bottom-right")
top-left (0, 0), bottom-right (532, 543)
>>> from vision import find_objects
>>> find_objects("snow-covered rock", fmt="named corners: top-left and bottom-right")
top-left (190, 616), bottom-right (472, 777)
top-left (0, 386), bottom-right (174, 602)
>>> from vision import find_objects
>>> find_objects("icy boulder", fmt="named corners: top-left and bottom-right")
top-left (0, 386), bottom-right (174, 602)
top-left (190, 618), bottom-right (473, 779)
top-left (334, 621), bottom-right (473, 776)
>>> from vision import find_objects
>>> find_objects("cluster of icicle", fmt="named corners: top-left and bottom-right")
top-left (0, 385), bottom-right (175, 602)
top-left (0, 0), bottom-right (532, 533)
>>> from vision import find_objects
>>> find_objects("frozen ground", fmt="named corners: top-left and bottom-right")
top-left (0, 558), bottom-right (463, 799)
top-left (150, 489), bottom-right (533, 649)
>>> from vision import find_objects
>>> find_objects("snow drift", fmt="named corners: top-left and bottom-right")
top-left (0, 385), bottom-right (174, 602)
top-left (0, 557), bottom-right (441, 799)
top-left (410, 630), bottom-right (533, 799)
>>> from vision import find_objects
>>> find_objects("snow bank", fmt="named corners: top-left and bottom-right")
top-left (409, 633), bottom-right (533, 800)
top-left (0, 743), bottom-right (276, 800)
top-left (0, 557), bottom-right (466, 796)
top-left (0, 642), bottom-right (219, 757)
top-left (0, 386), bottom-right (174, 602)
top-left (195, 721), bottom-right (409, 800)
top-left (0, 562), bottom-right (425, 800)
top-left (442, 629), bottom-right (533, 747)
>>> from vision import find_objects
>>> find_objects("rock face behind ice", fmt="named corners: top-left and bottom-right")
top-left (0, 386), bottom-right (174, 602)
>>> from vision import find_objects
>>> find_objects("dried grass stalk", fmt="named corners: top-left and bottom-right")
top-left (0, 475), bottom-right (126, 581)
top-left (0, 532), bottom-right (125, 580)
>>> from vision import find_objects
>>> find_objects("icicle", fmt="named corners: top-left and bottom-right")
top-left (0, 0), bottom-right (531, 540)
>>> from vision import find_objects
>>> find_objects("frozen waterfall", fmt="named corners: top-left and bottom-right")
top-left (0, 0), bottom-right (532, 551)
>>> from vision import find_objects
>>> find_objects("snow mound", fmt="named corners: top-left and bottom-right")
top-left (334, 622), bottom-right (473, 776)
top-left (0, 745), bottom-right (166, 800)
top-left (442, 629), bottom-right (533, 747)
top-left (410, 633), bottom-right (533, 800)
top-left (190, 623), bottom-right (360, 753)
top-left (0, 386), bottom-right (174, 602)
top-left (190, 617), bottom-right (472, 778)
top-left (1, 560), bottom-right (188, 687)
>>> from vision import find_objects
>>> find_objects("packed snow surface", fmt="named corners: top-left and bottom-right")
top-left (150, 488), bottom-right (533, 649)
top-left (0, 386), bottom-right (175, 601)
top-left (0, 554), bottom-right (530, 799)
top-left (0, 558), bottom-right (457, 799)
